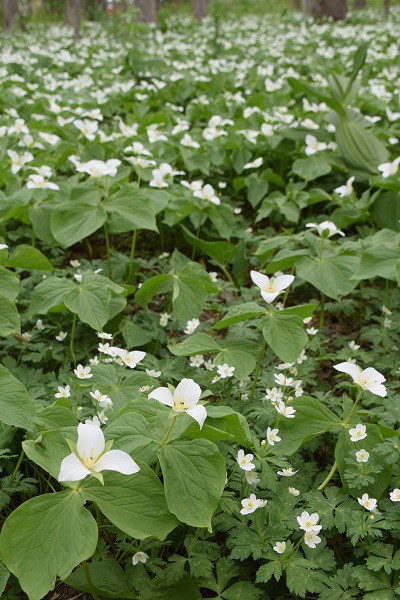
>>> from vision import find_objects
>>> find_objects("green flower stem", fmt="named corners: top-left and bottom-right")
top-left (161, 415), bottom-right (177, 446)
top-left (126, 229), bottom-right (139, 283)
top-left (104, 223), bottom-right (112, 279)
top-left (249, 337), bottom-right (266, 403)
top-left (82, 560), bottom-right (100, 600)
top-left (8, 449), bottom-right (25, 487)
top-left (318, 389), bottom-right (363, 491)
top-left (70, 313), bottom-right (77, 367)
top-left (319, 293), bottom-right (325, 329)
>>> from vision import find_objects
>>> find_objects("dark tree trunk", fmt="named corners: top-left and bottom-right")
top-left (383, 0), bottom-right (390, 17)
top-left (66, 0), bottom-right (82, 38)
top-left (354, 0), bottom-right (366, 7)
top-left (3, 0), bottom-right (19, 31)
top-left (192, 0), bottom-right (208, 20)
top-left (303, 0), bottom-right (347, 20)
top-left (135, 0), bottom-right (158, 23)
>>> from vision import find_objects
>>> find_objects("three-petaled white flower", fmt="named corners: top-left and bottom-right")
top-left (148, 378), bottom-right (207, 429)
top-left (333, 362), bottom-right (387, 397)
top-left (334, 177), bottom-right (355, 198)
top-left (377, 156), bottom-right (400, 178)
top-left (27, 174), bottom-right (59, 190)
top-left (58, 423), bottom-right (139, 484)
top-left (306, 221), bottom-right (344, 237)
top-left (250, 270), bottom-right (294, 303)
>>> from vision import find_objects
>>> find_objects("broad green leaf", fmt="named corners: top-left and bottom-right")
top-left (335, 119), bottom-right (388, 175)
top-left (213, 302), bottom-right (267, 329)
top-left (64, 280), bottom-right (111, 330)
top-left (0, 293), bottom-right (20, 336)
top-left (0, 491), bottom-right (98, 600)
top-left (353, 244), bottom-right (399, 282)
top-left (121, 319), bottom-right (155, 347)
top-left (64, 558), bottom-right (136, 599)
top-left (5, 244), bottom-right (54, 271)
top-left (214, 339), bottom-right (258, 381)
top-left (83, 465), bottom-right (178, 540)
top-left (51, 200), bottom-right (107, 247)
top-left (263, 313), bottom-right (307, 363)
top-left (296, 254), bottom-right (359, 300)
top-left (371, 192), bottom-right (400, 233)
top-left (172, 263), bottom-right (218, 323)
top-left (0, 563), bottom-right (9, 596)
top-left (181, 225), bottom-right (236, 266)
top-left (292, 157), bottom-right (332, 181)
top-left (0, 265), bottom-right (20, 301)
top-left (279, 304), bottom-right (316, 319)
top-left (29, 276), bottom-right (75, 316)
top-left (158, 439), bottom-right (226, 529)
top-left (246, 173), bottom-right (269, 208)
top-left (0, 365), bottom-right (37, 429)
top-left (135, 274), bottom-right (172, 306)
top-left (287, 77), bottom-right (346, 117)
top-left (168, 333), bottom-right (221, 356)
top-left (274, 397), bottom-right (342, 455)
top-left (104, 410), bottom-right (157, 464)
top-left (184, 406), bottom-right (252, 448)
top-left (23, 429), bottom-right (74, 480)
top-left (104, 186), bottom-right (158, 234)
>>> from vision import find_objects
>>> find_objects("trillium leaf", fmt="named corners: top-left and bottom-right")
top-left (64, 558), bottom-right (136, 599)
top-left (273, 396), bottom-right (342, 456)
top-left (214, 339), bottom-right (258, 381)
top-left (135, 273), bottom-right (173, 306)
top-left (183, 406), bottom-right (253, 448)
top-left (51, 201), bottom-right (107, 248)
top-left (0, 491), bottom-right (98, 600)
top-left (5, 244), bottom-right (54, 271)
top-left (296, 254), bottom-right (359, 300)
top-left (335, 118), bottom-right (388, 175)
top-left (104, 187), bottom-right (158, 234)
top-left (181, 225), bottom-right (236, 266)
top-left (23, 429), bottom-right (75, 480)
top-left (63, 281), bottom-right (111, 330)
top-left (213, 302), bottom-right (267, 329)
top-left (157, 438), bottom-right (226, 529)
top-left (292, 157), bottom-right (332, 181)
top-left (168, 333), bottom-right (221, 356)
top-left (352, 243), bottom-right (400, 282)
top-left (172, 263), bottom-right (219, 323)
top-left (0, 293), bottom-right (20, 336)
top-left (0, 265), bottom-right (20, 301)
top-left (262, 313), bottom-right (307, 363)
top-left (279, 304), bottom-right (316, 319)
top-left (0, 365), bottom-right (37, 430)
top-left (29, 276), bottom-right (75, 316)
top-left (83, 465), bottom-right (179, 540)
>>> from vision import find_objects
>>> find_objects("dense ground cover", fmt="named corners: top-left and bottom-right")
top-left (0, 7), bottom-right (400, 599)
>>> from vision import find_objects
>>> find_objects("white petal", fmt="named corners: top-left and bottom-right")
top-left (186, 404), bottom-right (207, 429)
top-left (76, 423), bottom-right (105, 460)
top-left (58, 453), bottom-right (91, 482)
top-left (333, 362), bottom-right (361, 382)
top-left (367, 383), bottom-right (387, 398)
top-left (362, 367), bottom-right (386, 384)
top-left (175, 378), bottom-right (201, 408)
top-left (273, 275), bottom-right (295, 293)
top-left (250, 270), bottom-right (270, 290)
top-left (261, 290), bottom-right (279, 303)
top-left (148, 387), bottom-right (174, 407)
top-left (94, 450), bottom-right (140, 475)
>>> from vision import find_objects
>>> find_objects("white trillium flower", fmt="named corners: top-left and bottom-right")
top-left (148, 378), bottom-right (207, 429)
top-left (77, 159), bottom-right (121, 178)
top-left (250, 270), bottom-right (294, 303)
top-left (58, 423), bottom-right (139, 484)
top-left (116, 349), bottom-right (146, 369)
top-left (26, 174), bottom-right (59, 190)
top-left (193, 184), bottom-right (221, 206)
top-left (377, 156), bottom-right (400, 178)
top-left (333, 362), bottom-right (387, 397)
top-left (349, 423), bottom-right (367, 442)
top-left (305, 221), bottom-right (344, 237)
top-left (334, 176), bottom-right (355, 198)
top-left (7, 149), bottom-right (34, 174)
top-left (0, 244), bottom-right (8, 251)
